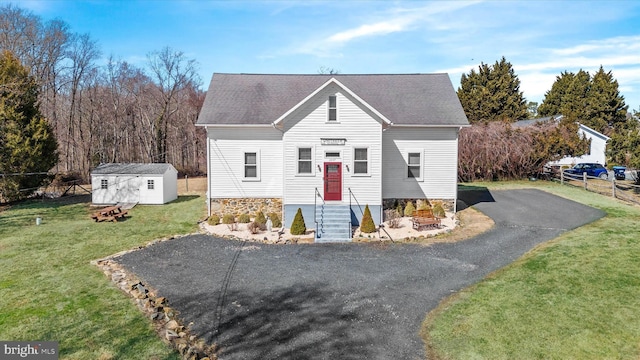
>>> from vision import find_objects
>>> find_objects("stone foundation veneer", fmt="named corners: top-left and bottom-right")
top-left (211, 198), bottom-right (283, 217)
top-left (382, 198), bottom-right (456, 212)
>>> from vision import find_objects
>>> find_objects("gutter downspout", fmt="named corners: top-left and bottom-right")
top-left (272, 122), bottom-right (285, 224)
top-left (206, 129), bottom-right (211, 217)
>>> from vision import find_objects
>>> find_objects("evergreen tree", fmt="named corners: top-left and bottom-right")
top-left (290, 208), bottom-right (306, 235)
top-left (539, 67), bottom-right (627, 134)
top-left (360, 205), bottom-right (376, 233)
top-left (0, 50), bottom-right (58, 201)
top-left (587, 66), bottom-right (628, 132)
top-left (457, 57), bottom-right (528, 123)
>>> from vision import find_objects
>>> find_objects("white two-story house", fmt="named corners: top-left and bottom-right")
top-left (196, 73), bottom-right (469, 242)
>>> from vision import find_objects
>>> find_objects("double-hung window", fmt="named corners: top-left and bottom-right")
top-left (100, 179), bottom-right (108, 189)
top-left (407, 151), bottom-right (422, 179)
top-left (353, 147), bottom-right (368, 175)
top-left (147, 179), bottom-right (155, 190)
top-left (244, 151), bottom-right (259, 180)
top-left (328, 95), bottom-right (337, 121)
top-left (297, 147), bottom-right (313, 174)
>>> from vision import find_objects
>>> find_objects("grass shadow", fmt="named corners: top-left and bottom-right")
top-left (168, 195), bottom-right (200, 204)
top-left (171, 283), bottom-right (375, 360)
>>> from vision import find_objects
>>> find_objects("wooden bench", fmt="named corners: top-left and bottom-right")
top-left (412, 209), bottom-right (441, 230)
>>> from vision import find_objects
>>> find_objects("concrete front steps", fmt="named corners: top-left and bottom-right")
top-left (315, 204), bottom-right (352, 243)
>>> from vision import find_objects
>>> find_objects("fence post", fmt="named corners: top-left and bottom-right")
top-left (185, 175), bottom-right (189, 192)
top-left (583, 172), bottom-right (587, 190)
top-left (561, 170), bottom-right (564, 185)
top-left (612, 178), bottom-right (616, 198)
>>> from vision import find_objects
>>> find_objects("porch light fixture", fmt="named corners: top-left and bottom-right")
top-left (346, 165), bottom-right (350, 172)
top-left (317, 164), bottom-right (321, 172)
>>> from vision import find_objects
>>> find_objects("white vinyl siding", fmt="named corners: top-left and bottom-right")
top-left (208, 127), bottom-right (283, 198)
top-left (382, 127), bottom-right (459, 199)
top-left (282, 85), bottom-right (382, 206)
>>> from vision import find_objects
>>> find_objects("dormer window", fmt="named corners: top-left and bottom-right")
top-left (328, 95), bottom-right (337, 121)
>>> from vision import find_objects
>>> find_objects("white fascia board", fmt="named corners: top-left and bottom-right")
top-left (272, 77), bottom-right (392, 126)
top-left (577, 123), bottom-right (611, 141)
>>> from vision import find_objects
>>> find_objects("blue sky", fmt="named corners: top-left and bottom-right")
top-left (11, 0), bottom-right (640, 111)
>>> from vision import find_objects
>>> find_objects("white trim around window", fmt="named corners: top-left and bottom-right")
top-left (406, 149), bottom-right (423, 181)
top-left (327, 94), bottom-right (338, 122)
top-left (296, 145), bottom-right (315, 176)
top-left (242, 150), bottom-right (261, 181)
top-left (352, 146), bottom-right (369, 176)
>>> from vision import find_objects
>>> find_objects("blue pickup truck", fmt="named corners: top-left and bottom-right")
top-left (564, 163), bottom-right (609, 179)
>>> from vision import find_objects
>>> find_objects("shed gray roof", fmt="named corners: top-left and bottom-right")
top-left (196, 73), bottom-right (469, 126)
top-left (91, 163), bottom-right (175, 175)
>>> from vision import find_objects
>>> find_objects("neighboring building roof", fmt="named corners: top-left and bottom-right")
top-left (91, 163), bottom-right (175, 176)
top-left (512, 115), bottom-right (563, 128)
top-left (196, 73), bottom-right (469, 127)
top-left (513, 115), bottom-right (610, 140)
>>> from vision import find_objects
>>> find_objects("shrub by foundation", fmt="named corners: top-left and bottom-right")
top-left (255, 211), bottom-right (267, 226)
top-left (238, 213), bottom-right (251, 223)
top-left (268, 212), bottom-right (282, 228)
top-left (404, 201), bottom-right (416, 217)
top-left (207, 214), bottom-right (220, 225)
top-left (222, 214), bottom-right (235, 224)
top-left (290, 208), bottom-right (306, 235)
top-left (360, 205), bottom-right (376, 233)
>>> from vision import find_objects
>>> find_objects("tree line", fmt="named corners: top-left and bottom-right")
top-left (456, 56), bottom-right (636, 181)
top-left (0, 4), bottom-right (206, 185)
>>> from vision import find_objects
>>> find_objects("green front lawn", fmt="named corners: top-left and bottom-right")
top-left (423, 181), bottom-right (640, 359)
top-left (0, 195), bottom-right (205, 359)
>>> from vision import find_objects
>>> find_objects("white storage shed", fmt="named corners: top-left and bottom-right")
top-left (91, 163), bottom-right (178, 205)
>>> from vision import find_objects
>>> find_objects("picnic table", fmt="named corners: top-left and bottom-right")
top-left (91, 205), bottom-right (128, 222)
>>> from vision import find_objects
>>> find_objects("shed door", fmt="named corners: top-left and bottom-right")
top-left (324, 162), bottom-right (342, 201)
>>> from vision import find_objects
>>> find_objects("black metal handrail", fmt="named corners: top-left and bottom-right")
top-left (314, 188), bottom-right (325, 239)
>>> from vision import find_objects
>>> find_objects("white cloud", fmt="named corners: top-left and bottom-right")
top-left (289, 1), bottom-right (480, 57)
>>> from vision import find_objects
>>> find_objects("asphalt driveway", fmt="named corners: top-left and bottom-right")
top-left (117, 188), bottom-right (605, 360)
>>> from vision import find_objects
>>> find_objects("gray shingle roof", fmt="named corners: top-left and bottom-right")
top-left (91, 163), bottom-right (175, 175)
top-left (196, 73), bottom-right (469, 126)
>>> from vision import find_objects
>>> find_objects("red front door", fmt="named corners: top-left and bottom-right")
top-left (324, 162), bottom-right (342, 201)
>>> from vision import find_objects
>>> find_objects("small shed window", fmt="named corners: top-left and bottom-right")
top-left (100, 179), bottom-right (108, 189)
top-left (353, 147), bottom-right (368, 175)
top-left (328, 95), bottom-right (337, 121)
top-left (147, 179), bottom-right (155, 190)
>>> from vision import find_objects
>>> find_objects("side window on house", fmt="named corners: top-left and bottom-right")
top-left (244, 152), bottom-right (258, 179)
top-left (100, 179), bottom-right (108, 189)
top-left (353, 148), bottom-right (368, 175)
top-left (298, 147), bottom-right (312, 174)
top-left (147, 180), bottom-right (154, 190)
top-left (328, 95), bottom-right (337, 121)
top-left (407, 152), bottom-right (422, 179)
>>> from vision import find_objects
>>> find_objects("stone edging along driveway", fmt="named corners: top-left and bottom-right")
top-left (105, 189), bottom-right (604, 360)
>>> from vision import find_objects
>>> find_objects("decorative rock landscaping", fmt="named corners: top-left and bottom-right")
top-left (91, 233), bottom-right (218, 360)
